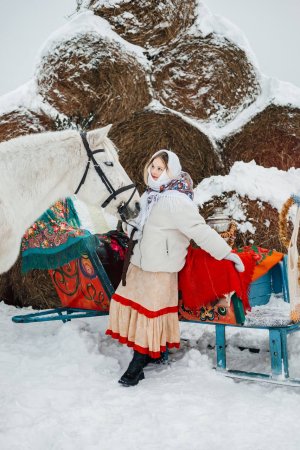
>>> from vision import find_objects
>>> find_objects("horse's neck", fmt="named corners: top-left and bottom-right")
top-left (5, 131), bottom-right (83, 229)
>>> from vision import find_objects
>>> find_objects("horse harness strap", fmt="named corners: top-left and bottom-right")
top-left (121, 227), bottom-right (138, 287)
top-left (74, 132), bottom-right (105, 195)
top-left (75, 132), bottom-right (137, 213)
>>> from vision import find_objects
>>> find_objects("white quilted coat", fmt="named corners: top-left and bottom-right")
top-left (130, 192), bottom-right (232, 272)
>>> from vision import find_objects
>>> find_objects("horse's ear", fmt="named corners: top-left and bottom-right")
top-left (87, 124), bottom-right (113, 149)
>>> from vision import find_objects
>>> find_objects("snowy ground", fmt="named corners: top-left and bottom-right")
top-left (1, 301), bottom-right (300, 450)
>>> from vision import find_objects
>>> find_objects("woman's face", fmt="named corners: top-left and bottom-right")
top-left (150, 156), bottom-right (166, 181)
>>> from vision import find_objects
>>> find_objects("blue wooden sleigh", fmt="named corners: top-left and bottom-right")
top-left (180, 256), bottom-right (300, 386)
top-left (12, 191), bottom-right (300, 385)
top-left (12, 242), bottom-right (300, 386)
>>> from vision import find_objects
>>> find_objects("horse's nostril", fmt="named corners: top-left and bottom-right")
top-left (135, 202), bottom-right (141, 213)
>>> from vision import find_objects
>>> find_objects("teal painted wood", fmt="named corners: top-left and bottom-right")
top-left (292, 194), bottom-right (300, 205)
top-left (281, 256), bottom-right (290, 302)
top-left (232, 294), bottom-right (245, 324)
top-left (223, 370), bottom-right (300, 386)
top-left (12, 308), bottom-right (108, 324)
top-left (216, 325), bottom-right (226, 370)
top-left (269, 329), bottom-right (283, 377)
top-left (270, 264), bottom-right (283, 294)
top-left (249, 259), bottom-right (285, 306)
top-left (249, 272), bottom-right (272, 306)
top-left (280, 329), bottom-right (289, 378)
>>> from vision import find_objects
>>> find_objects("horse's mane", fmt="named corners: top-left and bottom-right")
top-left (0, 128), bottom-right (119, 158)
top-left (0, 129), bottom-right (78, 155)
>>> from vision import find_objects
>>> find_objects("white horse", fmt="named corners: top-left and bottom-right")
top-left (0, 124), bottom-right (140, 274)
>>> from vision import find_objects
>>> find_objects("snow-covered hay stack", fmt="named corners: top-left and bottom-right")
top-left (221, 105), bottom-right (300, 170)
top-left (0, 272), bottom-right (12, 306)
top-left (199, 192), bottom-right (289, 252)
top-left (3, 255), bottom-right (60, 309)
top-left (36, 33), bottom-right (151, 126)
top-left (109, 109), bottom-right (222, 191)
top-left (151, 35), bottom-right (261, 125)
top-left (0, 108), bottom-right (55, 143)
top-left (82, 0), bottom-right (196, 48)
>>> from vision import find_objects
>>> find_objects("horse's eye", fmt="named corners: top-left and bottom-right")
top-left (104, 161), bottom-right (114, 167)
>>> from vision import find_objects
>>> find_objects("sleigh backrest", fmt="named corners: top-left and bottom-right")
top-left (249, 257), bottom-right (289, 307)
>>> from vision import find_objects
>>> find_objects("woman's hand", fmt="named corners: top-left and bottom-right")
top-left (223, 252), bottom-right (245, 272)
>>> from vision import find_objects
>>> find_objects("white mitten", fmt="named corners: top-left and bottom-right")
top-left (223, 252), bottom-right (245, 272)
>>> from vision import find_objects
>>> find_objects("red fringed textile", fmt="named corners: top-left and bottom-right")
top-left (178, 247), bottom-right (256, 311)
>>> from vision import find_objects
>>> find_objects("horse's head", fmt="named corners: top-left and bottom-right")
top-left (77, 125), bottom-right (140, 221)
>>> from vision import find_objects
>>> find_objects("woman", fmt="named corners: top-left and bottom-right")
top-left (106, 149), bottom-right (244, 386)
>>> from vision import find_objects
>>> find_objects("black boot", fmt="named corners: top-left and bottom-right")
top-left (144, 350), bottom-right (169, 366)
top-left (119, 351), bottom-right (148, 387)
top-left (145, 354), bottom-right (166, 366)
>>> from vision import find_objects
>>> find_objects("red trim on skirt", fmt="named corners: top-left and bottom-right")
top-left (111, 293), bottom-right (179, 318)
top-left (106, 329), bottom-right (180, 358)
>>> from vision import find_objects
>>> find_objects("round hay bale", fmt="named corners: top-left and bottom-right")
top-left (221, 105), bottom-right (300, 170)
top-left (0, 272), bottom-right (14, 305)
top-left (199, 192), bottom-right (292, 252)
top-left (109, 109), bottom-right (222, 192)
top-left (0, 108), bottom-right (55, 143)
top-left (36, 33), bottom-right (151, 127)
top-left (152, 35), bottom-right (260, 125)
top-left (83, 0), bottom-right (196, 48)
top-left (3, 254), bottom-right (60, 310)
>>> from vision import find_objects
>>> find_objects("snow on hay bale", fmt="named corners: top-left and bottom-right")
top-left (0, 108), bottom-right (55, 143)
top-left (0, 272), bottom-right (13, 306)
top-left (151, 35), bottom-right (260, 125)
top-left (1, 254), bottom-right (60, 310)
top-left (221, 105), bottom-right (300, 171)
top-left (36, 33), bottom-right (151, 126)
top-left (109, 109), bottom-right (222, 191)
top-left (81, 0), bottom-right (196, 48)
top-left (199, 192), bottom-right (290, 253)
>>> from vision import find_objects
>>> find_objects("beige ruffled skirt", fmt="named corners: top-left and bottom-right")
top-left (106, 263), bottom-right (180, 358)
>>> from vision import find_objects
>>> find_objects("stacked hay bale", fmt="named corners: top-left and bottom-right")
top-left (0, 108), bottom-right (55, 143)
top-left (151, 35), bottom-right (261, 125)
top-left (76, 0), bottom-right (261, 127)
top-left (221, 104), bottom-right (300, 171)
top-left (199, 192), bottom-right (291, 252)
top-left (3, 255), bottom-right (60, 309)
top-left (109, 109), bottom-right (222, 192)
top-left (0, 272), bottom-right (13, 306)
top-left (81, 0), bottom-right (196, 48)
top-left (36, 32), bottom-right (151, 128)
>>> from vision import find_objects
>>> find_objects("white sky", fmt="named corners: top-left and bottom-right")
top-left (0, 0), bottom-right (299, 97)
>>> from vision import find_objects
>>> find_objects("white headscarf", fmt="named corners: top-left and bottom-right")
top-left (150, 149), bottom-right (182, 179)
top-left (127, 150), bottom-right (183, 239)
top-left (147, 168), bottom-right (171, 191)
